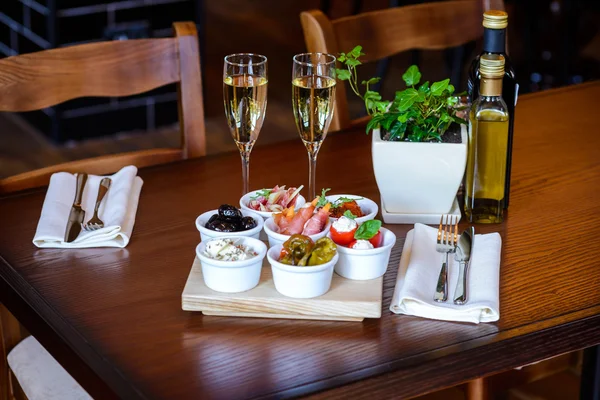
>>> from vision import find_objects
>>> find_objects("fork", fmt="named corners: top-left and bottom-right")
top-left (83, 177), bottom-right (111, 231)
top-left (433, 215), bottom-right (458, 302)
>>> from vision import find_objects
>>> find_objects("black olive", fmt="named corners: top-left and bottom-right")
top-left (240, 216), bottom-right (257, 230)
top-left (205, 219), bottom-right (239, 232)
top-left (218, 204), bottom-right (243, 220)
top-left (207, 214), bottom-right (219, 224)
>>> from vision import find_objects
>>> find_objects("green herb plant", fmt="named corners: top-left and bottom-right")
top-left (336, 46), bottom-right (467, 142)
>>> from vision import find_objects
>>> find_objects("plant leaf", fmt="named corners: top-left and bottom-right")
top-left (337, 53), bottom-right (346, 62)
top-left (431, 79), bottom-right (450, 96)
top-left (366, 114), bottom-right (385, 133)
top-left (446, 96), bottom-right (459, 106)
top-left (361, 77), bottom-right (381, 85)
top-left (364, 90), bottom-right (382, 101)
top-left (396, 88), bottom-right (421, 111)
top-left (446, 84), bottom-right (455, 95)
top-left (349, 45), bottom-right (363, 58)
top-left (345, 58), bottom-right (361, 67)
top-left (388, 121), bottom-right (407, 140)
top-left (336, 69), bottom-right (351, 80)
top-left (418, 81), bottom-right (430, 94)
top-left (402, 65), bottom-right (421, 87)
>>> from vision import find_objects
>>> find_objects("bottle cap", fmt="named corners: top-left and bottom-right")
top-left (480, 54), bottom-right (505, 78)
top-left (483, 10), bottom-right (508, 29)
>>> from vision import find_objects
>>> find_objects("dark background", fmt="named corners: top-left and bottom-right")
top-left (0, 0), bottom-right (599, 177)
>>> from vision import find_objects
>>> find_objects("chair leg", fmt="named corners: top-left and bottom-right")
top-left (580, 345), bottom-right (600, 400)
top-left (465, 377), bottom-right (489, 400)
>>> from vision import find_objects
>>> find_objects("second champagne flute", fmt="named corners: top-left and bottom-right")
top-left (292, 53), bottom-right (336, 200)
top-left (223, 53), bottom-right (268, 195)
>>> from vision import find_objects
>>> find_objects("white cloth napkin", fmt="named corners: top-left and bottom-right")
top-left (390, 223), bottom-right (501, 324)
top-left (33, 166), bottom-right (143, 248)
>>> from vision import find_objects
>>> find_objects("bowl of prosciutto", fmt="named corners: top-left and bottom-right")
top-left (263, 198), bottom-right (332, 248)
top-left (328, 216), bottom-right (396, 280)
top-left (240, 185), bottom-right (306, 220)
top-left (319, 190), bottom-right (378, 224)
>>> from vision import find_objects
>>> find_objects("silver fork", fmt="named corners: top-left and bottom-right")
top-left (433, 215), bottom-right (458, 302)
top-left (83, 177), bottom-right (111, 231)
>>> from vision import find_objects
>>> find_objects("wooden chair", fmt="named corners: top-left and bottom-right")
top-left (0, 21), bottom-right (206, 194)
top-left (0, 21), bottom-right (204, 400)
top-left (299, 0), bottom-right (505, 132)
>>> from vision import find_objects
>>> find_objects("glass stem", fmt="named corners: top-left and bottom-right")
top-left (308, 151), bottom-right (318, 200)
top-left (240, 150), bottom-right (251, 195)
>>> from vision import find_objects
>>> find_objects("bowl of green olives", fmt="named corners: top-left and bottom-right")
top-left (196, 204), bottom-right (264, 242)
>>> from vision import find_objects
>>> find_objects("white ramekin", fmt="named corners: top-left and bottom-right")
top-left (195, 209), bottom-right (264, 242)
top-left (239, 189), bottom-right (306, 221)
top-left (266, 244), bottom-right (339, 298)
top-left (331, 227), bottom-right (396, 280)
top-left (196, 237), bottom-right (267, 293)
top-left (325, 194), bottom-right (378, 224)
top-left (263, 217), bottom-right (331, 248)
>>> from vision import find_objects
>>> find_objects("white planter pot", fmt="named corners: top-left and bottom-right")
top-left (371, 125), bottom-right (467, 215)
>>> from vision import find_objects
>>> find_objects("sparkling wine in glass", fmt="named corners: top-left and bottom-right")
top-left (292, 53), bottom-right (336, 200)
top-left (223, 53), bottom-right (268, 195)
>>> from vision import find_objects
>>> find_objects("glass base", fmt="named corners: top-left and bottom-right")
top-left (465, 197), bottom-right (504, 224)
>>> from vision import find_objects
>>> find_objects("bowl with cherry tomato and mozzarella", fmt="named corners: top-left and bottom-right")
top-left (320, 191), bottom-right (378, 224)
top-left (328, 216), bottom-right (396, 280)
top-left (240, 185), bottom-right (306, 221)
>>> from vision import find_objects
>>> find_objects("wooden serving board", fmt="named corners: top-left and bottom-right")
top-left (182, 257), bottom-right (383, 322)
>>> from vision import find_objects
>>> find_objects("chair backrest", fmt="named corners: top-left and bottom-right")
top-left (0, 21), bottom-right (206, 194)
top-left (300, 0), bottom-right (505, 132)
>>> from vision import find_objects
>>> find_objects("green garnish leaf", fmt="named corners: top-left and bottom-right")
top-left (332, 196), bottom-right (362, 208)
top-left (354, 220), bottom-right (382, 240)
top-left (250, 189), bottom-right (272, 200)
top-left (343, 210), bottom-right (356, 219)
top-left (316, 188), bottom-right (331, 208)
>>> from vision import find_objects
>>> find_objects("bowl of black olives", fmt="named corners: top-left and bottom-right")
top-left (196, 205), bottom-right (264, 241)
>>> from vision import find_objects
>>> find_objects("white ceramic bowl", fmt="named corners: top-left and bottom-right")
top-left (195, 209), bottom-right (264, 242)
top-left (240, 189), bottom-right (306, 221)
top-left (331, 228), bottom-right (396, 280)
top-left (267, 244), bottom-right (339, 298)
top-left (325, 194), bottom-right (378, 224)
top-left (263, 217), bottom-right (331, 248)
top-left (195, 237), bottom-right (267, 293)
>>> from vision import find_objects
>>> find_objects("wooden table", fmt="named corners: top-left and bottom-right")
top-left (1, 82), bottom-right (600, 400)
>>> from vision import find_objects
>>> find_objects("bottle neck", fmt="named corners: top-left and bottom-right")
top-left (483, 27), bottom-right (506, 54)
top-left (480, 77), bottom-right (503, 97)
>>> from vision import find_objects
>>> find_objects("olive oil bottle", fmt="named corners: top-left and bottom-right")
top-left (467, 10), bottom-right (517, 209)
top-left (465, 54), bottom-right (509, 223)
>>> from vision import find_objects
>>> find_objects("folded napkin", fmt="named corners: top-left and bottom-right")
top-left (33, 166), bottom-right (143, 248)
top-left (390, 223), bottom-right (501, 324)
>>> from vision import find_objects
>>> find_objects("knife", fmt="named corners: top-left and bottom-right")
top-left (453, 226), bottom-right (474, 305)
top-left (64, 173), bottom-right (88, 243)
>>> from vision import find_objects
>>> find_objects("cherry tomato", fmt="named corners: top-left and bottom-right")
top-left (330, 226), bottom-right (357, 246)
top-left (368, 231), bottom-right (383, 248)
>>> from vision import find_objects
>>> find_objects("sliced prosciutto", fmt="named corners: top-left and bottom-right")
top-left (281, 200), bottom-right (316, 235)
top-left (302, 203), bottom-right (331, 235)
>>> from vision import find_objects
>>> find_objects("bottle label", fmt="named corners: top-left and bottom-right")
top-left (514, 83), bottom-right (519, 107)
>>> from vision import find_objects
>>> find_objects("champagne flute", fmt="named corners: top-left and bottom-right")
top-left (223, 53), bottom-right (268, 195)
top-left (292, 53), bottom-right (336, 200)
